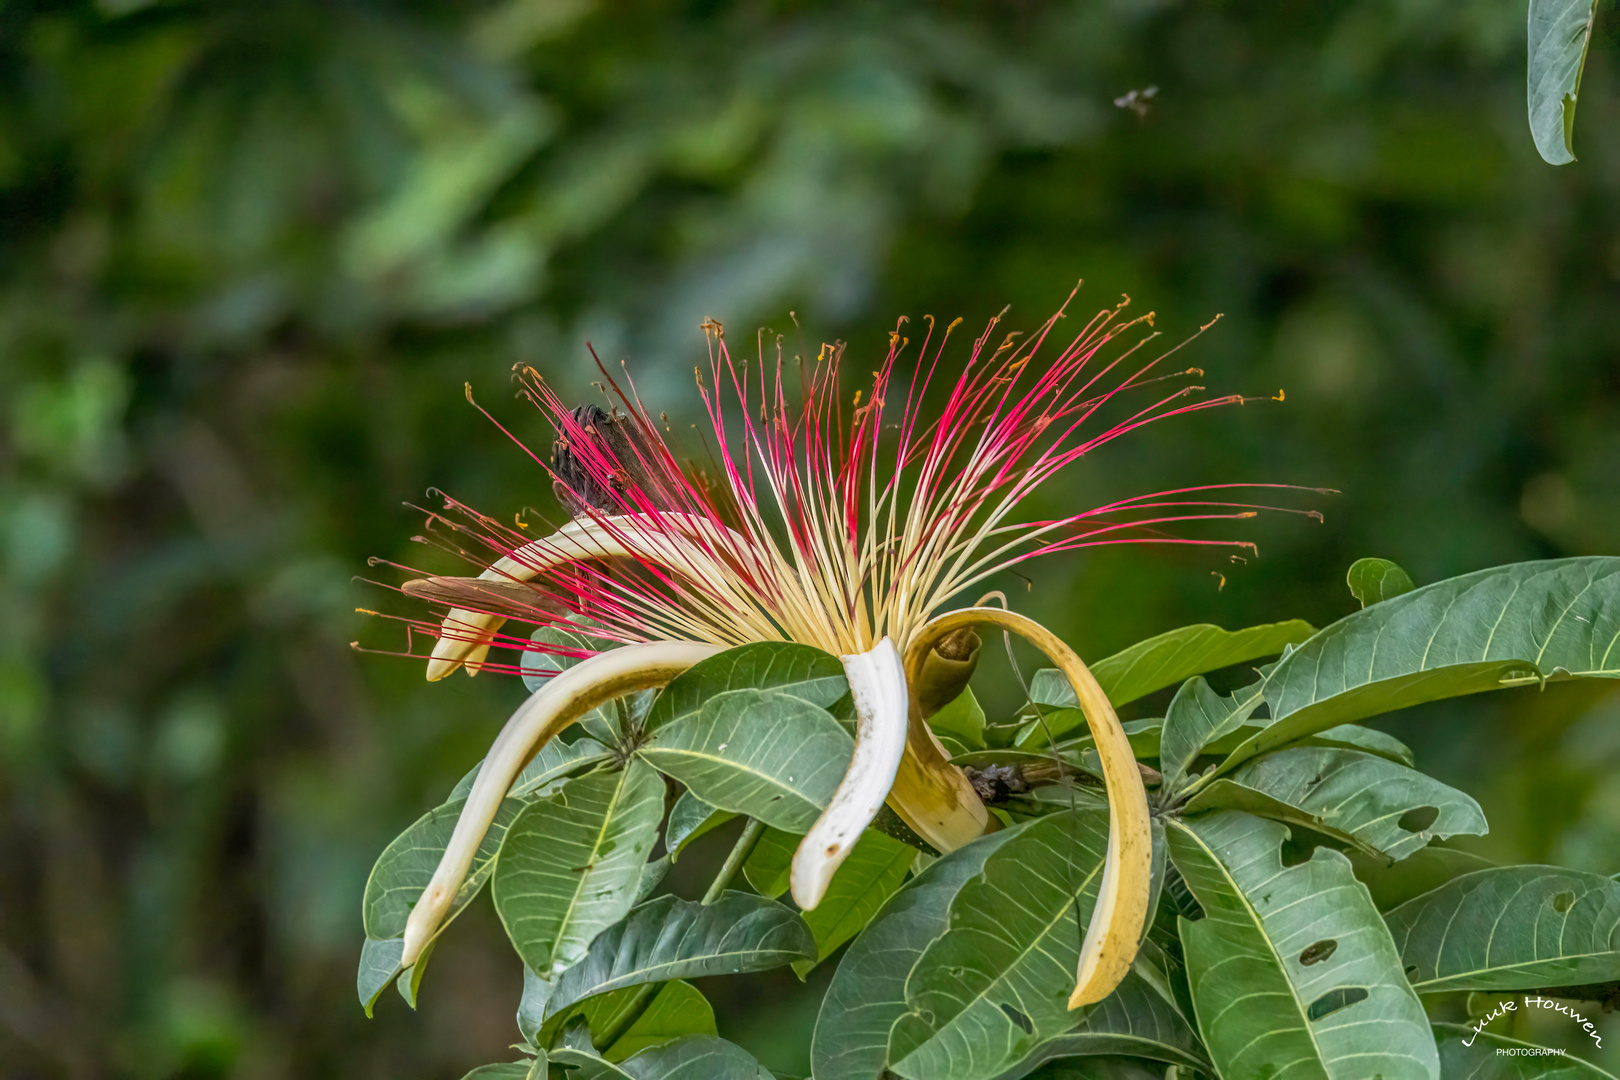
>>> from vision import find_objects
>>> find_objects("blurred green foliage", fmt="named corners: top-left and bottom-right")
top-left (0, 0), bottom-right (1617, 1077)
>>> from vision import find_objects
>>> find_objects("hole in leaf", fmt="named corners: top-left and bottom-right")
top-left (1299, 939), bottom-right (1338, 966)
top-left (1553, 891), bottom-right (1576, 914)
top-left (1279, 834), bottom-right (1314, 867)
top-left (1398, 806), bottom-right (1439, 832)
top-left (1307, 986), bottom-right (1369, 1021)
top-left (999, 1003), bottom-right (1034, 1034)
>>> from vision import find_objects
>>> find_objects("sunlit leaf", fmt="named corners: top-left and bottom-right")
top-left (1384, 866), bottom-right (1620, 991)
top-left (1216, 557), bottom-right (1620, 773)
top-left (363, 797), bottom-right (525, 940)
top-left (985, 971), bottom-right (1207, 1080)
top-left (742, 826), bottom-right (798, 899)
top-left (1167, 811), bottom-right (1438, 1080)
top-left (643, 642), bottom-right (850, 735)
top-left (929, 687), bottom-right (987, 749)
top-left (357, 936), bottom-right (405, 1016)
top-left (492, 760), bottom-right (666, 979)
top-left (1527, 0), bottom-right (1601, 165)
top-left (812, 829), bottom-right (1018, 1080)
top-left (602, 980), bottom-right (717, 1062)
top-left (1184, 745), bottom-right (1486, 860)
top-left (887, 812), bottom-right (1112, 1080)
top-left (1158, 676), bottom-right (1263, 793)
top-left (448, 735), bottom-right (613, 802)
top-left (543, 893), bottom-right (815, 1021)
top-left (1028, 619), bottom-right (1315, 710)
top-left (638, 688), bottom-right (853, 832)
top-left (792, 827), bottom-right (913, 976)
top-left (1347, 557), bottom-right (1417, 607)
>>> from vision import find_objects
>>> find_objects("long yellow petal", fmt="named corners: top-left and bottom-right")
top-left (903, 608), bottom-right (1151, 1009)
top-left (401, 641), bottom-right (720, 967)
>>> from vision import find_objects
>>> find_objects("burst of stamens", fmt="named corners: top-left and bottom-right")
top-left (370, 285), bottom-right (1321, 677)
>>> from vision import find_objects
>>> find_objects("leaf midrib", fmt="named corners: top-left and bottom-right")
top-left (1169, 819), bottom-right (1331, 1074)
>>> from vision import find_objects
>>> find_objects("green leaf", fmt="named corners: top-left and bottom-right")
top-left (985, 971), bottom-right (1208, 1080)
top-left (523, 621), bottom-right (635, 744)
top-left (1012, 1058), bottom-right (1169, 1080)
top-left (459, 1060), bottom-right (545, 1080)
top-left (643, 642), bottom-right (850, 735)
top-left (665, 790), bottom-right (735, 860)
top-left (363, 796), bottom-right (526, 940)
top-left (448, 735), bottom-right (613, 802)
top-left (603, 980), bottom-right (717, 1062)
top-left (1432, 1022), bottom-right (1618, 1078)
top-left (615, 1035), bottom-right (776, 1079)
top-left (357, 788), bottom-right (532, 1007)
top-left (929, 687), bottom-right (987, 749)
top-left (1306, 724), bottom-right (1414, 767)
top-left (357, 936), bottom-right (405, 1016)
top-left (1159, 676), bottom-right (1264, 793)
top-left (1013, 712), bottom-right (1162, 755)
top-left (1167, 811), bottom-right (1438, 1080)
top-left (1348, 846), bottom-right (1497, 911)
top-left (887, 811), bottom-right (1114, 1080)
top-left (396, 935), bottom-right (436, 1007)
top-left (547, 1049), bottom-right (636, 1080)
top-left (742, 826), bottom-right (797, 898)
top-left (518, 965), bottom-right (552, 1046)
top-left (492, 760), bottom-right (666, 979)
top-left (540, 979), bottom-right (718, 1061)
top-left (1348, 557), bottom-right (1417, 607)
top-left (792, 827), bottom-right (913, 976)
top-left (812, 829), bottom-right (1018, 1080)
top-left (1074, 619), bottom-right (1315, 707)
top-left (521, 620), bottom-right (620, 687)
top-left (1218, 557), bottom-right (1620, 773)
top-left (1183, 745), bottom-right (1487, 861)
top-left (636, 855), bottom-right (670, 903)
top-left (543, 893), bottom-right (815, 1021)
top-left (1384, 866), bottom-right (1620, 992)
top-left (1528, 0), bottom-right (1601, 165)
top-left (638, 688), bottom-right (853, 832)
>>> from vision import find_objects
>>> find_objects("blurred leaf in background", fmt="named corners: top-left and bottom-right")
top-left (0, 0), bottom-right (1617, 1076)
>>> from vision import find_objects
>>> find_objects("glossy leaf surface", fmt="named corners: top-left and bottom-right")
top-left (1385, 866), bottom-right (1620, 991)
top-left (1168, 811), bottom-right (1438, 1080)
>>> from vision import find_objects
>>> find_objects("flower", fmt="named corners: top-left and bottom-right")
top-left (378, 284), bottom-right (1307, 1006)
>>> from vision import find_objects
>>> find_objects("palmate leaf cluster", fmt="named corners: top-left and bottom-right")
top-left (362, 556), bottom-right (1620, 1078)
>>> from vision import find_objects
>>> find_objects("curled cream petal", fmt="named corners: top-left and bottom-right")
top-left (426, 514), bottom-right (753, 681)
top-left (401, 640), bottom-right (721, 967)
top-left (791, 638), bottom-right (909, 910)
top-left (905, 609), bottom-right (1151, 1010)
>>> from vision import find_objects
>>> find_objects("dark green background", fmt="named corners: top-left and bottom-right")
top-left (2, 1), bottom-right (1617, 1076)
